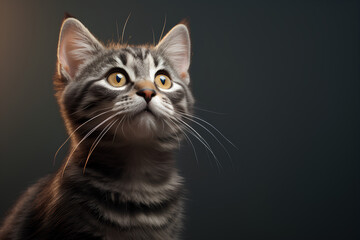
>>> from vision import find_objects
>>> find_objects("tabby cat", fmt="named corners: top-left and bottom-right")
top-left (0, 16), bottom-right (193, 240)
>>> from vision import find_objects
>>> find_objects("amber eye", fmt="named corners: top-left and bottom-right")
top-left (154, 74), bottom-right (172, 89)
top-left (107, 72), bottom-right (127, 87)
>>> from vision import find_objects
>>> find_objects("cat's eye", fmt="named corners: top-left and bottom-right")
top-left (107, 72), bottom-right (127, 87)
top-left (154, 74), bottom-right (172, 89)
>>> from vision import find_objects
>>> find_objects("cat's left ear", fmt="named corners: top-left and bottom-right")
top-left (156, 24), bottom-right (191, 84)
top-left (57, 18), bottom-right (104, 80)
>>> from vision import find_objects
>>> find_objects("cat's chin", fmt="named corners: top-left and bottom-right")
top-left (123, 111), bottom-right (160, 140)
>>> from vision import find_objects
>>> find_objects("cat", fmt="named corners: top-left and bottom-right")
top-left (0, 15), bottom-right (194, 240)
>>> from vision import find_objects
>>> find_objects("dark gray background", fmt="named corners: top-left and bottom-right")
top-left (0, 0), bottom-right (359, 239)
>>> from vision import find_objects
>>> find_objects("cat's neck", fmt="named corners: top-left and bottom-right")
top-left (62, 138), bottom-right (177, 185)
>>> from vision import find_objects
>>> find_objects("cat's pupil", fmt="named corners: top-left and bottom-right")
top-left (116, 74), bottom-right (122, 83)
top-left (160, 76), bottom-right (166, 85)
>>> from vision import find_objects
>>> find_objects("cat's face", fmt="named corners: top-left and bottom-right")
top-left (55, 18), bottom-right (193, 147)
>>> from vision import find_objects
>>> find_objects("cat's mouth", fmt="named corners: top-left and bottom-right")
top-left (144, 106), bottom-right (152, 113)
top-left (140, 106), bottom-right (155, 116)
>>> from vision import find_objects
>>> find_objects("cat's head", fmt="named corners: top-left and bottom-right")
top-left (54, 18), bottom-right (194, 149)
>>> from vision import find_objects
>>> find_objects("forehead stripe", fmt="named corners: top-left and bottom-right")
top-left (122, 48), bottom-right (137, 58)
top-left (151, 53), bottom-right (159, 68)
top-left (119, 53), bottom-right (127, 66)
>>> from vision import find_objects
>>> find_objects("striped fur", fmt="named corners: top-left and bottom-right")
top-left (0, 17), bottom-right (193, 240)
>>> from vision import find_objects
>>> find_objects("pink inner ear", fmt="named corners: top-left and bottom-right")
top-left (59, 31), bottom-right (87, 78)
top-left (59, 31), bottom-right (82, 78)
top-left (165, 37), bottom-right (190, 74)
top-left (57, 19), bottom-right (103, 79)
top-left (156, 24), bottom-right (191, 83)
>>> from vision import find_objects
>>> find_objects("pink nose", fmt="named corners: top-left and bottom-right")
top-left (136, 88), bottom-right (156, 103)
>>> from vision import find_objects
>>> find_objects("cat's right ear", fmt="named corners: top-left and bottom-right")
top-left (57, 18), bottom-right (103, 80)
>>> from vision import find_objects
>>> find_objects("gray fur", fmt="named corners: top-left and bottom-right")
top-left (0, 17), bottom-right (193, 240)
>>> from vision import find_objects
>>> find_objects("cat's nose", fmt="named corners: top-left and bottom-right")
top-left (136, 89), bottom-right (156, 103)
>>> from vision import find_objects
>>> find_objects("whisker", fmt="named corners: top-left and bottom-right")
top-left (174, 117), bottom-right (212, 150)
top-left (193, 106), bottom-right (226, 115)
top-left (61, 112), bottom-right (118, 176)
top-left (178, 113), bottom-right (233, 161)
top-left (181, 125), bottom-right (222, 170)
top-left (121, 115), bottom-right (128, 137)
top-left (172, 117), bottom-right (221, 169)
top-left (159, 15), bottom-right (167, 43)
top-left (166, 118), bottom-right (181, 149)
top-left (171, 121), bottom-right (199, 165)
top-left (116, 19), bottom-right (120, 43)
top-left (112, 115), bottom-right (126, 142)
top-left (53, 108), bottom-right (114, 166)
top-left (167, 117), bottom-right (199, 164)
top-left (87, 119), bottom-right (116, 158)
top-left (70, 105), bottom-right (113, 116)
top-left (83, 119), bottom-right (118, 174)
top-left (179, 111), bottom-right (238, 149)
top-left (183, 131), bottom-right (199, 165)
top-left (121, 13), bottom-right (131, 44)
